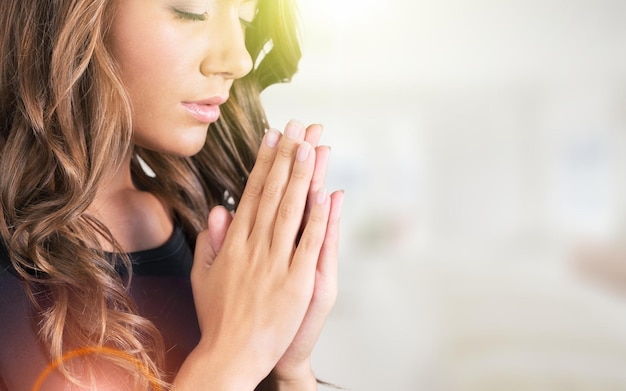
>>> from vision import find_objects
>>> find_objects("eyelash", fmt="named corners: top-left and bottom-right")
top-left (171, 8), bottom-right (208, 21)
top-left (171, 8), bottom-right (256, 29)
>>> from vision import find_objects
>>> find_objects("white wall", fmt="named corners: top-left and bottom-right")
top-left (262, 1), bottom-right (626, 389)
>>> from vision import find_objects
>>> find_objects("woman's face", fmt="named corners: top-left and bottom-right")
top-left (108, 0), bottom-right (256, 156)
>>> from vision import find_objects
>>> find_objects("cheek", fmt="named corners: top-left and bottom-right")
top-left (112, 37), bottom-right (189, 131)
top-left (115, 37), bottom-right (184, 95)
top-left (109, 10), bottom-right (190, 97)
top-left (108, 6), bottom-right (209, 156)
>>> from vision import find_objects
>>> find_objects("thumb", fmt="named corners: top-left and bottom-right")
top-left (193, 206), bottom-right (232, 271)
top-left (207, 205), bottom-right (232, 255)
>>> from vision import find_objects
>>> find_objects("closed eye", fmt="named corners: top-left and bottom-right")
top-left (171, 7), bottom-right (208, 21)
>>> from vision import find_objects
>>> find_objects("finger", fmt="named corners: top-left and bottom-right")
top-left (231, 128), bottom-right (281, 233)
top-left (295, 191), bottom-right (343, 340)
top-left (208, 205), bottom-right (233, 255)
top-left (317, 190), bottom-right (344, 290)
top-left (270, 141), bottom-right (316, 256)
top-left (301, 146), bottom-right (331, 232)
top-left (304, 123), bottom-right (323, 148)
top-left (310, 146), bottom-right (330, 193)
top-left (281, 189), bottom-right (342, 359)
top-left (191, 205), bottom-right (235, 273)
top-left (289, 188), bottom-right (331, 285)
top-left (299, 191), bottom-right (344, 327)
top-left (251, 120), bottom-right (306, 235)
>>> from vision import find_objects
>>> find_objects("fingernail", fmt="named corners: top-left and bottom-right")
top-left (285, 119), bottom-right (303, 140)
top-left (317, 188), bottom-right (328, 204)
top-left (265, 129), bottom-right (280, 148)
top-left (297, 142), bottom-right (311, 161)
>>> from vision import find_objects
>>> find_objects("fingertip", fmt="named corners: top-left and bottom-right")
top-left (316, 188), bottom-right (328, 205)
top-left (329, 190), bottom-right (345, 221)
top-left (333, 189), bottom-right (345, 199)
top-left (296, 141), bottom-right (312, 162)
top-left (208, 205), bottom-right (232, 229)
top-left (315, 145), bottom-right (331, 158)
top-left (264, 128), bottom-right (281, 148)
top-left (288, 118), bottom-right (304, 127)
top-left (311, 146), bottom-right (331, 190)
top-left (207, 205), bottom-right (233, 255)
top-left (304, 123), bottom-right (324, 147)
top-left (285, 119), bottom-right (305, 140)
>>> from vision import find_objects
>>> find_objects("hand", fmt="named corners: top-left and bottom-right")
top-left (266, 125), bottom-right (344, 388)
top-left (198, 123), bottom-right (345, 390)
top-left (178, 120), bottom-right (332, 390)
top-left (269, 192), bottom-right (343, 383)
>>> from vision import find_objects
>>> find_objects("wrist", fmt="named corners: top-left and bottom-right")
top-left (262, 363), bottom-right (317, 391)
top-left (173, 340), bottom-right (264, 390)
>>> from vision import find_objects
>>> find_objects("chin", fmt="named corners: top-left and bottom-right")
top-left (135, 128), bottom-right (209, 157)
top-left (166, 139), bottom-right (208, 157)
top-left (176, 129), bottom-right (210, 156)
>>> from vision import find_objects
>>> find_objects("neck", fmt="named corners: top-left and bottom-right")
top-left (90, 148), bottom-right (136, 212)
top-left (87, 147), bottom-right (175, 253)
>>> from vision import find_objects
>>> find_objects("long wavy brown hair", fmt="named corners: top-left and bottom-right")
top-left (0, 0), bottom-right (300, 388)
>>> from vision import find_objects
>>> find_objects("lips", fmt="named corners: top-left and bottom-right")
top-left (181, 96), bottom-right (228, 124)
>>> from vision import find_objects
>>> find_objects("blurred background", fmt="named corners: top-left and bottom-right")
top-left (261, 0), bottom-right (626, 389)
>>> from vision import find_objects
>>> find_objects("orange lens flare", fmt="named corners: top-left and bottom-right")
top-left (31, 346), bottom-right (161, 391)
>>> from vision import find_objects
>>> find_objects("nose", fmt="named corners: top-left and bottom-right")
top-left (200, 11), bottom-right (253, 80)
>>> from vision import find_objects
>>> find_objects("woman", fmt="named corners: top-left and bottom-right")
top-left (0, 0), bottom-right (343, 389)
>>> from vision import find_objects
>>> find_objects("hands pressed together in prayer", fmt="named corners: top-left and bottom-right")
top-left (175, 120), bottom-right (344, 390)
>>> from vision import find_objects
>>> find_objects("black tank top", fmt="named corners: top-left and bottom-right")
top-left (0, 224), bottom-right (200, 390)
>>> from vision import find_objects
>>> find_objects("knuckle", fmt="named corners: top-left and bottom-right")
top-left (244, 180), bottom-right (263, 199)
top-left (308, 210), bottom-right (327, 224)
top-left (257, 151), bottom-right (273, 166)
top-left (297, 233), bottom-right (322, 253)
top-left (262, 181), bottom-right (281, 199)
top-left (277, 143), bottom-right (294, 159)
top-left (278, 202), bottom-right (297, 219)
top-left (291, 167), bottom-right (309, 181)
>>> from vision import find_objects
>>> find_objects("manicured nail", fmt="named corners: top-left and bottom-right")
top-left (317, 188), bottom-right (328, 204)
top-left (265, 129), bottom-right (280, 148)
top-left (297, 142), bottom-right (311, 161)
top-left (285, 119), bottom-right (303, 140)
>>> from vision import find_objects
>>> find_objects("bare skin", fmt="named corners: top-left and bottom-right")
top-left (85, 0), bottom-right (345, 388)
top-left (174, 121), bottom-right (343, 390)
top-left (89, 120), bottom-right (342, 390)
